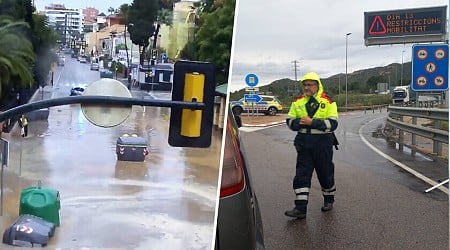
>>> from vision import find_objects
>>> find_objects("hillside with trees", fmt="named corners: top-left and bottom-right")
top-left (230, 62), bottom-right (411, 108)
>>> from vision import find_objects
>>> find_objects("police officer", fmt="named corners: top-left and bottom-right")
top-left (285, 72), bottom-right (338, 219)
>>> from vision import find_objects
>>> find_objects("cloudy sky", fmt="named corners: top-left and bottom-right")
top-left (229, 0), bottom-right (448, 91)
top-left (34, 0), bottom-right (132, 15)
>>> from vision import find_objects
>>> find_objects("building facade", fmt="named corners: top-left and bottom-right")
top-left (83, 7), bottom-right (99, 22)
top-left (82, 7), bottom-right (99, 33)
top-left (160, 1), bottom-right (197, 60)
top-left (42, 4), bottom-right (84, 44)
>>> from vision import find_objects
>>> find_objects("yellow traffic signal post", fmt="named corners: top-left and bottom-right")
top-left (169, 61), bottom-right (216, 148)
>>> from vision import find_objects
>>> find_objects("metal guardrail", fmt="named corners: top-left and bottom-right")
top-left (337, 104), bottom-right (388, 113)
top-left (385, 105), bottom-right (448, 159)
top-left (387, 106), bottom-right (448, 121)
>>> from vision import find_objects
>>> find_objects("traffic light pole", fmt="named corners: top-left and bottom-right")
top-left (151, 49), bottom-right (157, 85)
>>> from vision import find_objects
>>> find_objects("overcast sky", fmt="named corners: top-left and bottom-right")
top-left (229, 0), bottom-right (448, 91)
top-left (34, 0), bottom-right (132, 15)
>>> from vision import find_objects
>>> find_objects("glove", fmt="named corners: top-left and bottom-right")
top-left (286, 118), bottom-right (301, 131)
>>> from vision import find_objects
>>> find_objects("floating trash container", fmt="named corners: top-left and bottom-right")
top-left (116, 134), bottom-right (148, 162)
top-left (3, 214), bottom-right (56, 247)
top-left (19, 185), bottom-right (61, 226)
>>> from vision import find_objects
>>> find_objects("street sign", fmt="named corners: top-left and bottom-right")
top-left (411, 44), bottom-right (449, 91)
top-left (245, 87), bottom-right (259, 92)
top-left (244, 94), bottom-right (261, 103)
top-left (245, 73), bottom-right (259, 87)
top-left (364, 6), bottom-right (447, 46)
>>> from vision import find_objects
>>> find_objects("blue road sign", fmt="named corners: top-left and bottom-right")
top-left (245, 73), bottom-right (259, 87)
top-left (244, 94), bottom-right (262, 103)
top-left (412, 44), bottom-right (449, 91)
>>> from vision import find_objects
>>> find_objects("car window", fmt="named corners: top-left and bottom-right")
top-left (261, 97), bottom-right (272, 102)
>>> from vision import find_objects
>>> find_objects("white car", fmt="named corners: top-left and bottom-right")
top-left (79, 56), bottom-right (87, 63)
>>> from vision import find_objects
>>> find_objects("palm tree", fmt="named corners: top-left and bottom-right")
top-left (0, 17), bottom-right (35, 97)
top-left (108, 7), bottom-right (116, 15)
top-left (151, 8), bottom-right (173, 64)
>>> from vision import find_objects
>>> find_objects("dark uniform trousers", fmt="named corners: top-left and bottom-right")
top-left (294, 143), bottom-right (336, 211)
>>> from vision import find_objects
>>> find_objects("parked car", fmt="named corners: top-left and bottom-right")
top-left (90, 62), bottom-right (99, 71)
top-left (231, 95), bottom-right (283, 116)
top-left (70, 86), bottom-right (85, 96)
top-left (79, 56), bottom-right (87, 63)
top-left (63, 48), bottom-right (72, 55)
top-left (215, 107), bottom-right (265, 249)
top-left (57, 56), bottom-right (65, 66)
top-left (100, 69), bottom-right (113, 79)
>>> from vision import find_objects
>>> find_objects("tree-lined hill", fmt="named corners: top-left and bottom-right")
top-left (230, 62), bottom-right (412, 107)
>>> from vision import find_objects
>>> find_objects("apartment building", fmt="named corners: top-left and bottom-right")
top-left (42, 4), bottom-right (84, 42)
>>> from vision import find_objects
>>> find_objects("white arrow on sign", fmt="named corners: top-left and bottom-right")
top-left (245, 87), bottom-right (259, 92)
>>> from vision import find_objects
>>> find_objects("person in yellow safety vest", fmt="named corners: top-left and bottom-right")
top-left (284, 71), bottom-right (339, 219)
top-left (19, 115), bottom-right (28, 137)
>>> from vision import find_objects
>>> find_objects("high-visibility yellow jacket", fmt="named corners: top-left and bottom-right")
top-left (20, 117), bottom-right (28, 127)
top-left (288, 72), bottom-right (338, 121)
top-left (287, 72), bottom-right (338, 147)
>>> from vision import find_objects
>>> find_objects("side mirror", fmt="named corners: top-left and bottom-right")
top-left (234, 114), bottom-right (242, 128)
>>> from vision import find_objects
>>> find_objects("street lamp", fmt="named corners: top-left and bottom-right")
top-left (124, 23), bottom-right (130, 88)
top-left (401, 50), bottom-right (405, 86)
top-left (345, 32), bottom-right (351, 112)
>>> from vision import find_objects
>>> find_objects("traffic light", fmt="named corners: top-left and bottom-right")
top-left (71, 40), bottom-right (76, 49)
top-left (151, 49), bottom-right (157, 60)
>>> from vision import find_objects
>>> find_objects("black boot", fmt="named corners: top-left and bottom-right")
top-left (321, 202), bottom-right (333, 212)
top-left (285, 208), bottom-right (306, 219)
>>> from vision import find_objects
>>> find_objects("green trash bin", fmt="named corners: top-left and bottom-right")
top-left (19, 186), bottom-right (61, 226)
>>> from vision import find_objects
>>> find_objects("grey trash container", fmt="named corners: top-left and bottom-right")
top-left (116, 135), bottom-right (148, 162)
top-left (3, 214), bottom-right (56, 247)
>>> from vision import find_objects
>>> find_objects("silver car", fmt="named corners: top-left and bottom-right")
top-left (90, 62), bottom-right (99, 71)
top-left (215, 108), bottom-right (265, 249)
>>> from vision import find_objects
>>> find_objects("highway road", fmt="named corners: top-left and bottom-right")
top-left (239, 110), bottom-right (448, 249)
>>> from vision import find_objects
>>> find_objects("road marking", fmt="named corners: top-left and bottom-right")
top-left (55, 65), bottom-right (64, 86)
top-left (359, 116), bottom-right (448, 194)
top-left (239, 123), bottom-right (284, 132)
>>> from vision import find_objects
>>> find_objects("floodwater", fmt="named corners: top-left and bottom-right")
top-left (0, 100), bottom-right (222, 249)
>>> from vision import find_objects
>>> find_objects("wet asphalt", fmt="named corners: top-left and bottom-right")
top-left (239, 110), bottom-right (448, 250)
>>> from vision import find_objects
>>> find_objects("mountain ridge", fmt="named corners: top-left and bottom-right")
top-left (230, 62), bottom-right (412, 104)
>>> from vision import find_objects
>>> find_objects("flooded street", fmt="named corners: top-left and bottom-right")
top-left (0, 58), bottom-right (223, 249)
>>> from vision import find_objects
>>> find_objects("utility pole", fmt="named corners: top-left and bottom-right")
top-left (64, 14), bottom-right (67, 46)
top-left (401, 50), bottom-right (405, 86)
top-left (292, 60), bottom-right (300, 94)
top-left (345, 32), bottom-right (352, 112)
top-left (292, 60), bottom-right (300, 81)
